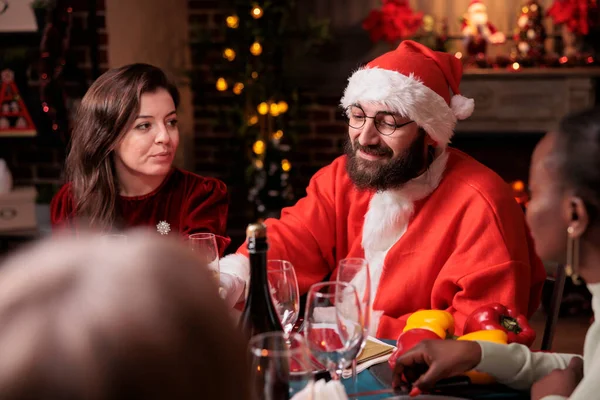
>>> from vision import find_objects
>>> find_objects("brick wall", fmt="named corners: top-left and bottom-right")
top-left (0, 0), bottom-right (108, 203)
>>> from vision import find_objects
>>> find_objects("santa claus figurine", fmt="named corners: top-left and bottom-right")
top-left (461, 0), bottom-right (506, 57)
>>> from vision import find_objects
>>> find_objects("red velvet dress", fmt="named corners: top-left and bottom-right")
top-left (50, 168), bottom-right (231, 255)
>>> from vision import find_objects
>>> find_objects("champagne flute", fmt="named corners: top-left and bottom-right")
top-left (188, 233), bottom-right (220, 284)
top-left (304, 281), bottom-right (364, 381)
top-left (268, 260), bottom-right (300, 334)
top-left (249, 332), bottom-right (314, 400)
top-left (337, 258), bottom-right (371, 391)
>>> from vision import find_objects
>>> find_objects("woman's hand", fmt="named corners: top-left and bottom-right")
top-left (531, 357), bottom-right (583, 400)
top-left (392, 339), bottom-right (482, 392)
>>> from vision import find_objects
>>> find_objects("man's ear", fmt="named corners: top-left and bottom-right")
top-left (564, 195), bottom-right (589, 238)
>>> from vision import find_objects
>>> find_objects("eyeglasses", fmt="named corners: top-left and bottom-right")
top-left (343, 105), bottom-right (414, 137)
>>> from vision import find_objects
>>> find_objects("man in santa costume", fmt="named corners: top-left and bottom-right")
top-left (219, 40), bottom-right (547, 340)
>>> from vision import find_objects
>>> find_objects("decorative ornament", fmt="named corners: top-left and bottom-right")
top-left (362, 0), bottom-right (423, 44)
top-left (156, 221), bottom-right (171, 235)
top-left (547, 0), bottom-right (599, 57)
top-left (513, 0), bottom-right (546, 61)
top-left (0, 69), bottom-right (37, 136)
top-left (460, 0), bottom-right (506, 57)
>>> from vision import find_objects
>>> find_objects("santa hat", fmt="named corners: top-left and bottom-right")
top-left (468, 0), bottom-right (487, 13)
top-left (340, 40), bottom-right (474, 147)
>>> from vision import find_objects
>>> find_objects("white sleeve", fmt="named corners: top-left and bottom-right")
top-left (566, 345), bottom-right (600, 400)
top-left (219, 254), bottom-right (250, 306)
top-left (475, 341), bottom-right (581, 390)
top-left (219, 253), bottom-right (250, 284)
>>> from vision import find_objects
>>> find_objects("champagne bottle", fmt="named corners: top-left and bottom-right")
top-left (239, 222), bottom-right (284, 337)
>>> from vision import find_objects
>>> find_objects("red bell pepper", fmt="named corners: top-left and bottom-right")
top-left (388, 328), bottom-right (441, 369)
top-left (463, 303), bottom-right (536, 347)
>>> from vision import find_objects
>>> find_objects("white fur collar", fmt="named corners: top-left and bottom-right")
top-left (358, 149), bottom-right (448, 335)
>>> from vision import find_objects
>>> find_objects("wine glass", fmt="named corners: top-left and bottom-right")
top-left (268, 260), bottom-right (300, 334)
top-left (337, 258), bottom-right (371, 391)
top-left (304, 281), bottom-right (364, 381)
top-left (249, 332), bottom-right (314, 400)
top-left (188, 233), bottom-right (220, 284)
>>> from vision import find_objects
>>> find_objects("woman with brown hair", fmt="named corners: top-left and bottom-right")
top-left (0, 231), bottom-right (252, 399)
top-left (51, 63), bottom-right (230, 255)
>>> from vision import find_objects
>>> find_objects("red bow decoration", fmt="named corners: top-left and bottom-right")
top-left (362, 0), bottom-right (423, 44)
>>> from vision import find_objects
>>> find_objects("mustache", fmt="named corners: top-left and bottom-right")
top-left (353, 140), bottom-right (393, 157)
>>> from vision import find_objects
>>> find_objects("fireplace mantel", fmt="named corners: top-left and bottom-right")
top-left (457, 68), bottom-right (600, 134)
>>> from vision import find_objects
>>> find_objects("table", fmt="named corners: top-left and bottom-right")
top-left (341, 340), bottom-right (529, 400)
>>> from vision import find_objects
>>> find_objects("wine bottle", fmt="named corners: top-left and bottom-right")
top-left (239, 222), bottom-right (284, 337)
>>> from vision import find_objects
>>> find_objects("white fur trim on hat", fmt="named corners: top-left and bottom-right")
top-left (340, 67), bottom-right (457, 146)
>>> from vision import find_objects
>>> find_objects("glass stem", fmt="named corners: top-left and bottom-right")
top-left (352, 358), bottom-right (358, 392)
top-left (328, 363), bottom-right (341, 381)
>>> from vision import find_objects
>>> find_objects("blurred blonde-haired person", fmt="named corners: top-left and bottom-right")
top-left (0, 231), bottom-right (250, 400)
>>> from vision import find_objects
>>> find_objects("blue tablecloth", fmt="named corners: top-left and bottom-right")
top-left (342, 367), bottom-right (391, 399)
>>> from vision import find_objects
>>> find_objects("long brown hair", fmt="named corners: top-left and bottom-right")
top-left (0, 231), bottom-right (252, 399)
top-left (65, 64), bottom-right (179, 230)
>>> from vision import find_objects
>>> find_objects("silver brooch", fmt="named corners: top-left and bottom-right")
top-left (156, 221), bottom-right (171, 235)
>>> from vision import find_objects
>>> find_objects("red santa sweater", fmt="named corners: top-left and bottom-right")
top-left (50, 168), bottom-right (231, 255)
top-left (221, 148), bottom-right (546, 340)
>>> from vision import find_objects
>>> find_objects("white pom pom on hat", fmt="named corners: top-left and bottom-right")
top-left (340, 40), bottom-right (474, 147)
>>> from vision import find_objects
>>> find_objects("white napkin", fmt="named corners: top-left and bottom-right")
top-left (0, 159), bottom-right (12, 194)
top-left (341, 336), bottom-right (396, 379)
top-left (291, 379), bottom-right (348, 400)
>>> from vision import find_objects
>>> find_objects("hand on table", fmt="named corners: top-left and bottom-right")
top-left (531, 357), bottom-right (583, 400)
top-left (219, 272), bottom-right (245, 308)
top-left (392, 339), bottom-right (482, 392)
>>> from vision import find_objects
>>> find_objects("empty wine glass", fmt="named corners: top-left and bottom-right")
top-left (188, 233), bottom-right (220, 284)
top-left (268, 260), bottom-right (300, 334)
top-left (249, 332), bottom-right (314, 400)
top-left (337, 258), bottom-right (371, 391)
top-left (304, 281), bottom-right (364, 381)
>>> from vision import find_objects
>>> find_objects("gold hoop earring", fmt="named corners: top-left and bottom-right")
top-left (566, 226), bottom-right (582, 285)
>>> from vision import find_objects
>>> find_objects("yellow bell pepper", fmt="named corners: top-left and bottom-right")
top-left (458, 329), bottom-right (508, 344)
top-left (402, 310), bottom-right (455, 339)
top-left (457, 329), bottom-right (508, 384)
